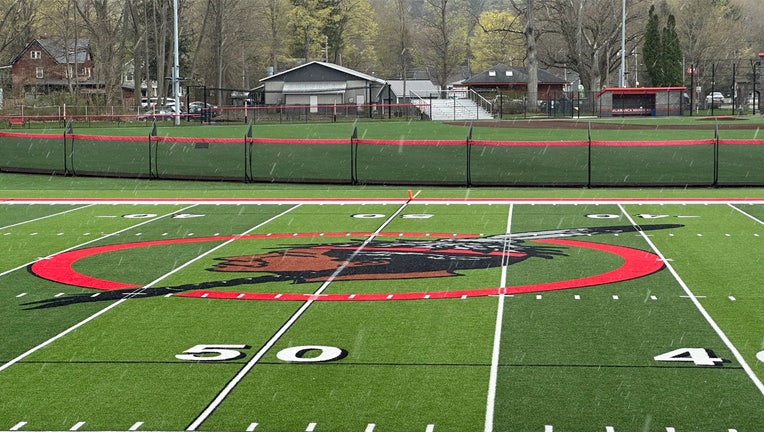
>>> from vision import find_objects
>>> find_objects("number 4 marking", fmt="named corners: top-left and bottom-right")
top-left (654, 348), bottom-right (724, 366)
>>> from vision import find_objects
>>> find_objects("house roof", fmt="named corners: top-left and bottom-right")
top-left (12, 38), bottom-right (90, 65)
top-left (387, 80), bottom-right (439, 97)
top-left (261, 61), bottom-right (387, 85)
top-left (595, 86), bottom-right (686, 98)
top-left (463, 63), bottom-right (566, 85)
top-left (283, 81), bottom-right (347, 94)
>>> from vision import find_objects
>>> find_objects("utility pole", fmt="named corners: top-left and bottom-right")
top-left (172, 0), bottom-right (181, 125)
top-left (619, 0), bottom-right (626, 87)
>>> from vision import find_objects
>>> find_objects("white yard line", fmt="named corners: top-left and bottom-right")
top-left (186, 202), bottom-right (412, 431)
top-left (0, 204), bottom-right (199, 373)
top-left (0, 204), bottom-right (300, 374)
top-left (0, 204), bottom-right (94, 231)
top-left (0, 204), bottom-right (198, 280)
top-left (484, 203), bottom-right (513, 432)
top-left (617, 204), bottom-right (764, 396)
top-left (728, 203), bottom-right (764, 226)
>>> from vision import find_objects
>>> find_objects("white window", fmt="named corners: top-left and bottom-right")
top-left (30, 51), bottom-right (41, 59)
top-left (35, 67), bottom-right (43, 79)
top-left (488, 70), bottom-right (497, 77)
top-left (505, 71), bottom-right (513, 77)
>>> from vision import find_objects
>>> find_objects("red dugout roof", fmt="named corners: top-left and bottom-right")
top-left (595, 86), bottom-right (686, 98)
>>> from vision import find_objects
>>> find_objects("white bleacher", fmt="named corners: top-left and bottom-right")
top-left (415, 97), bottom-right (493, 121)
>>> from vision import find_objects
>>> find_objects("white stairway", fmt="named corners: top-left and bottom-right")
top-left (418, 98), bottom-right (493, 121)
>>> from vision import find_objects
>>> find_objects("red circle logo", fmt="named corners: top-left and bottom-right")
top-left (30, 232), bottom-right (664, 303)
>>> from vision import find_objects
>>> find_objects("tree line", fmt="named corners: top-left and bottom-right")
top-left (0, 0), bottom-right (761, 106)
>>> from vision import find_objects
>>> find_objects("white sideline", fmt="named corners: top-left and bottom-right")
top-left (4, 197), bottom-right (764, 206)
top-left (729, 203), bottom-right (764, 226)
top-left (618, 204), bottom-right (764, 396)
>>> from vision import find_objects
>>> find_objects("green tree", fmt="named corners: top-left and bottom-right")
top-left (287, 0), bottom-right (331, 60)
top-left (336, 0), bottom-right (379, 71)
top-left (642, 5), bottom-right (662, 86)
top-left (643, 6), bottom-right (682, 86)
top-left (662, 14), bottom-right (682, 86)
top-left (470, 10), bottom-right (524, 73)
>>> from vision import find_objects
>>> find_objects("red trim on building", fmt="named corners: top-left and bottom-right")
top-left (595, 86), bottom-right (686, 98)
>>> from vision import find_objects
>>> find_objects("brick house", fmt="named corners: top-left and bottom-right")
top-left (462, 63), bottom-right (567, 100)
top-left (10, 38), bottom-right (99, 98)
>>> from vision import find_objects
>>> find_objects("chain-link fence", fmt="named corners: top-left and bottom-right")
top-left (683, 59), bottom-right (761, 116)
top-left (1, 58), bottom-right (760, 126)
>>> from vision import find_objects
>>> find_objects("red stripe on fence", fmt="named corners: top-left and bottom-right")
top-left (70, 134), bottom-right (149, 142)
top-left (2, 132), bottom-right (762, 147)
top-left (590, 139), bottom-right (716, 147)
top-left (471, 140), bottom-right (588, 147)
top-left (718, 139), bottom-right (764, 145)
top-left (250, 137), bottom-right (348, 145)
top-left (0, 132), bottom-right (63, 139)
top-left (356, 139), bottom-right (466, 146)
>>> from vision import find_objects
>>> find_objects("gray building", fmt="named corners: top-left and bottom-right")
top-left (260, 61), bottom-right (387, 109)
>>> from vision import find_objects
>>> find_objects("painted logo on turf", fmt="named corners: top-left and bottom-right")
top-left (25, 224), bottom-right (680, 308)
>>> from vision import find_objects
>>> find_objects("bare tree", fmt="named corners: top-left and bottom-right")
top-left (536, 0), bottom-right (649, 93)
top-left (0, 0), bottom-right (37, 63)
top-left (370, 0), bottom-right (412, 79)
top-left (75, 0), bottom-right (129, 105)
top-left (256, 0), bottom-right (290, 73)
top-left (418, 0), bottom-right (468, 89)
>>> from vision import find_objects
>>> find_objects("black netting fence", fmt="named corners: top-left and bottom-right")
top-left (2, 123), bottom-right (763, 187)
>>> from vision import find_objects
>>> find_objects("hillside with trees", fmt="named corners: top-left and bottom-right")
top-left (0, 0), bottom-right (761, 107)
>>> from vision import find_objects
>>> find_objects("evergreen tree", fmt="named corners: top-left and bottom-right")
top-left (643, 6), bottom-right (683, 87)
top-left (643, 5), bottom-right (663, 86)
top-left (662, 14), bottom-right (683, 86)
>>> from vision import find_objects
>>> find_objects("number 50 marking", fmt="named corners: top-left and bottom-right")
top-left (176, 344), bottom-right (347, 363)
top-left (176, 344), bottom-right (250, 361)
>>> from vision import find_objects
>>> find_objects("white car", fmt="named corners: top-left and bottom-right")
top-left (705, 92), bottom-right (724, 107)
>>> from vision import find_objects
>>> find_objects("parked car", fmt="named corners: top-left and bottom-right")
top-left (140, 97), bottom-right (157, 109)
top-left (187, 101), bottom-right (219, 120)
top-left (141, 97), bottom-right (182, 110)
top-left (705, 92), bottom-right (724, 107)
top-left (137, 104), bottom-right (179, 121)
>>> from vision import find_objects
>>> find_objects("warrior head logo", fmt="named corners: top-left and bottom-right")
top-left (25, 224), bottom-right (681, 308)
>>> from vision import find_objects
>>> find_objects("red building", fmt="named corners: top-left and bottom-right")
top-left (462, 63), bottom-right (567, 99)
top-left (10, 38), bottom-right (98, 98)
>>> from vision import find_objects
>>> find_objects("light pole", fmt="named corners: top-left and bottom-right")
top-left (753, 60), bottom-right (760, 115)
top-left (401, 48), bottom-right (408, 118)
top-left (619, 0), bottom-right (626, 87)
top-left (632, 49), bottom-right (639, 86)
top-left (172, 0), bottom-right (181, 125)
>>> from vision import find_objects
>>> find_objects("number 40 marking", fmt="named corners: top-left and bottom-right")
top-left (654, 348), bottom-right (724, 366)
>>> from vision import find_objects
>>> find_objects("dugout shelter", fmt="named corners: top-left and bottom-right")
top-left (596, 86), bottom-right (686, 117)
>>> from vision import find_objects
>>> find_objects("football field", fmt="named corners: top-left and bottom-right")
top-left (1, 194), bottom-right (763, 431)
